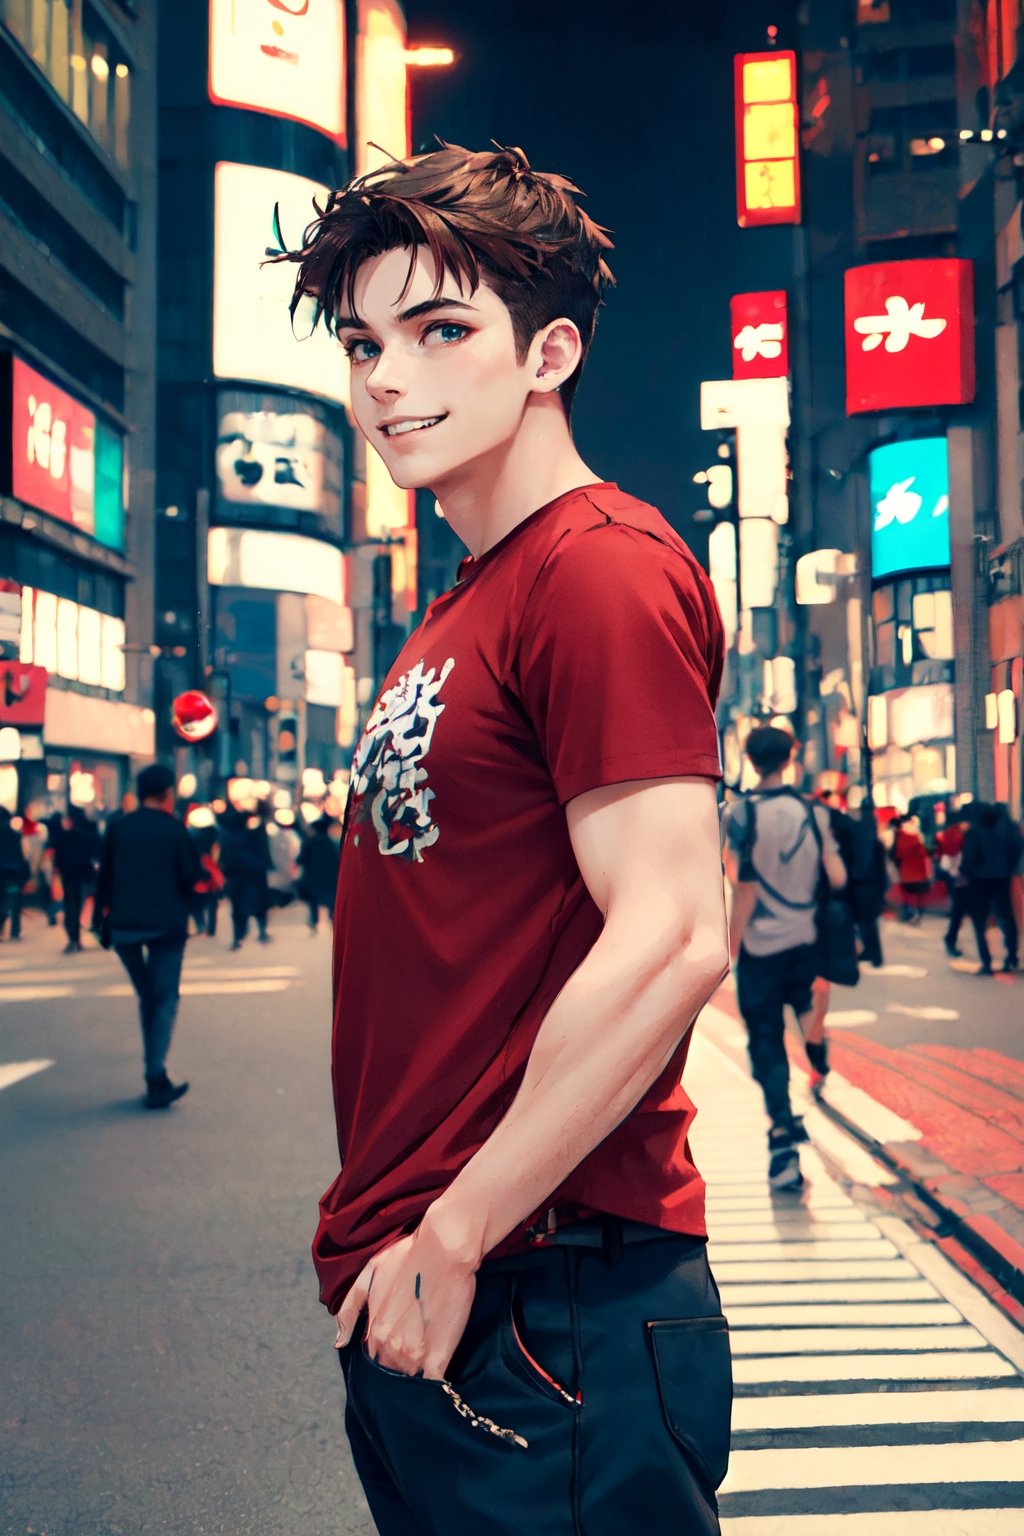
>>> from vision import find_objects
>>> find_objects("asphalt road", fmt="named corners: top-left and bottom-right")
top-left (1, 909), bottom-right (374, 1536)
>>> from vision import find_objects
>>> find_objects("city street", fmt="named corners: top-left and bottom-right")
top-left (2, 907), bottom-right (1023, 1535)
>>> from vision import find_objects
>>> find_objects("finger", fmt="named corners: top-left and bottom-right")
top-left (334, 1270), bottom-right (372, 1349)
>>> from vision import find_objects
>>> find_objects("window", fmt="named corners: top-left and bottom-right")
top-left (912, 590), bottom-right (954, 659)
top-left (865, 102), bottom-right (959, 173)
top-left (0, 0), bottom-right (133, 168)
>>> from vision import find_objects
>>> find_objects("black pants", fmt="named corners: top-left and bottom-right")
top-left (63, 876), bottom-right (86, 943)
top-left (0, 878), bottom-right (23, 938)
top-left (114, 935), bottom-right (186, 1079)
top-left (306, 898), bottom-right (334, 927)
top-left (969, 877), bottom-right (1019, 969)
top-left (945, 883), bottom-right (970, 948)
top-left (337, 1227), bottom-right (730, 1536)
top-left (735, 943), bottom-right (817, 1125)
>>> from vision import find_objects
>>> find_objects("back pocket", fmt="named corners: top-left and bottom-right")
top-left (646, 1317), bottom-right (733, 1492)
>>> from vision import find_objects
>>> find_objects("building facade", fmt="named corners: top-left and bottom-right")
top-left (0, 0), bottom-right (159, 815)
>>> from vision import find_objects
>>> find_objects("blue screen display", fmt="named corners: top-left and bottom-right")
top-left (869, 437), bottom-right (951, 581)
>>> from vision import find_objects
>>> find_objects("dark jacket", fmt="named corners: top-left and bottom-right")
top-left (0, 822), bottom-right (29, 883)
top-left (95, 807), bottom-right (201, 940)
top-left (53, 818), bottom-right (103, 881)
top-left (963, 809), bottom-right (1024, 882)
top-left (298, 824), bottom-right (340, 902)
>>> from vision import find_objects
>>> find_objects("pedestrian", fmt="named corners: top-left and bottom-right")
top-left (821, 790), bottom-right (886, 968)
top-left (962, 803), bottom-right (1022, 975)
top-left (220, 809), bottom-right (272, 949)
top-left (296, 815), bottom-right (340, 931)
top-left (0, 807), bottom-right (29, 940)
top-left (274, 142), bottom-right (733, 1532)
top-left (266, 810), bottom-right (300, 912)
top-left (93, 762), bottom-right (201, 1109)
top-left (890, 814), bottom-right (932, 923)
top-left (53, 805), bottom-right (102, 953)
top-left (936, 810), bottom-right (971, 957)
top-left (724, 727), bottom-right (848, 1189)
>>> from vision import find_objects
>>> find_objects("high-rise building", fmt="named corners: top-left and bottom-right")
top-left (0, 0), bottom-right (158, 814)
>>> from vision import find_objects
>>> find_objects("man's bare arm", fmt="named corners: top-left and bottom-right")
top-left (337, 775), bottom-right (729, 1375)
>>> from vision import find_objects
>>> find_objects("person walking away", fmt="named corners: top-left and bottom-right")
top-left (724, 727), bottom-right (848, 1190)
top-left (54, 806), bottom-right (102, 952)
top-left (297, 815), bottom-right (340, 931)
top-left (93, 763), bottom-right (201, 1108)
top-left (936, 811), bottom-right (971, 957)
top-left (221, 811), bottom-right (272, 949)
top-left (891, 815), bottom-right (932, 923)
top-left (962, 804), bottom-right (1022, 975)
top-left (267, 811), bottom-right (301, 913)
top-left (0, 807), bottom-right (29, 940)
top-left (192, 845), bottom-right (225, 936)
top-left (820, 791), bottom-right (885, 968)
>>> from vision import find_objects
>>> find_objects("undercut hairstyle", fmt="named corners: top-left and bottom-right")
top-left (744, 726), bottom-right (796, 778)
top-left (137, 763), bottom-right (176, 802)
top-left (267, 142), bottom-right (616, 416)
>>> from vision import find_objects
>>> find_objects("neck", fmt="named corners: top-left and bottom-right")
top-left (432, 395), bottom-right (600, 559)
top-left (757, 771), bottom-right (787, 790)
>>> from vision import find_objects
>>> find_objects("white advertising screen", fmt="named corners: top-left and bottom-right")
top-left (209, 0), bottom-right (346, 144)
top-left (208, 527), bottom-right (345, 605)
top-left (213, 163), bottom-right (349, 406)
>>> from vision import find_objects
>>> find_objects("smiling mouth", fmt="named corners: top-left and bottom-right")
top-left (380, 415), bottom-right (448, 439)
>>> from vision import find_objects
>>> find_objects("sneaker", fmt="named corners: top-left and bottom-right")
top-left (768, 1126), bottom-right (804, 1191)
top-left (943, 938), bottom-right (961, 957)
top-left (144, 1074), bottom-right (189, 1110)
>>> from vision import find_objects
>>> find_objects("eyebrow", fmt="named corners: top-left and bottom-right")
top-left (335, 297), bottom-right (480, 331)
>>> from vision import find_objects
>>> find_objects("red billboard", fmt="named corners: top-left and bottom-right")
top-left (735, 51), bottom-right (801, 227)
top-left (0, 662), bottom-right (47, 727)
top-left (845, 259), bottom-right (975, 414)
top-left (10, 358), bottom-right (96, 532)
top-left (731, 290), bottom-right (789, 379)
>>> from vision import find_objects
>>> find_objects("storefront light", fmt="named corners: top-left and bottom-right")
top-left (985, 692), bottom-right (999, 730)
top-left (997, 689), bottom-right (1018, 746)
top-left (0, 728), bottom-right (21, 763)
top-left (178, 773), bottom-right (197, 799)
top-left (867, 694), bottom-right (888, 750)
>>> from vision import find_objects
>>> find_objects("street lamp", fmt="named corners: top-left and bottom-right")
top-left (404, 46), bottom-right (456, 68)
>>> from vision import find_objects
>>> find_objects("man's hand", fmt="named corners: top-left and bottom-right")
top-left (333, 1218), bottom-right (478, 1380)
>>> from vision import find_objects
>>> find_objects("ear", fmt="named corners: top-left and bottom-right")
top-left (529, 319), bottom-right (583, 396)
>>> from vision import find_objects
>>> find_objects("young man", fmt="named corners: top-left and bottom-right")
top-left (94, 763), bottom-right (200, 1108)
top-left (723, 727), bottom-right (847, 1190)
top-left (276, 143), bottom-right (731, 1533)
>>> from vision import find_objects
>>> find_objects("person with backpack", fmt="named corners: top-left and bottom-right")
top-left (724, 726), bottom-right (848, 1190)
top-left (0, 807), bottom-right (30, 941)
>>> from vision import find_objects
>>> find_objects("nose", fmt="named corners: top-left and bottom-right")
top-left (366, 345), bottom-right (406, 402)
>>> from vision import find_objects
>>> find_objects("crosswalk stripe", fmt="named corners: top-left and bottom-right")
top-left (721, 1514), bottom-right (1024, 1535)
top-left (730, 1386), bottom-right (1024, 1432)
top-left (721, 1439), bottom-right (1024, 1493)
top-left (0, 1059), bottom-right (54, 1090)
top-left (725, 1302), bottom-right (963, 1326)
top-left (98, 981), bottom-right (293, 997)
top-left (711, 1239), bottom-right (900, 1261)
top-left (711, 1221), bottom-right (886, 1242)
top-left (714, 1259), bottom-right (921, 1281)
top-left (734, 1351), bottom-right (1019, 1385)
top-left (719, 1280), bottom-right (940, 1304)
top-left (730, 1324), bottom-right (989, 1355)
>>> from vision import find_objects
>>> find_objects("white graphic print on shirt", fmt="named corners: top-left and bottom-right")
top-left (350, 656), bottom-right (455, 862)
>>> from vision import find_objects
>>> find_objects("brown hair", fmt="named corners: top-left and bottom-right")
top-left (268, 142), bottom-right (615, 416)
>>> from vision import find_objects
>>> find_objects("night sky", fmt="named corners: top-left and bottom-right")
top-left (405, 0), bottom-right (798, 564)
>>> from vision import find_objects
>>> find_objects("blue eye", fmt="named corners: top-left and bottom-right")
top-left (346, 338), bottom-right (380, 364)
top-left (425, 322), bottom-right (470, 346)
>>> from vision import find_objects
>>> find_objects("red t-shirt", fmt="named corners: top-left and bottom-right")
top-left (315, 483), bottom-right (724, 1313)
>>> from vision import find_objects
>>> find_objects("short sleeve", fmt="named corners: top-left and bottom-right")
top-left (514, 525), bottom-right (724, 805)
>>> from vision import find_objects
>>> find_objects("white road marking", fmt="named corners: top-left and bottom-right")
top-left (890, 1004), bottom-right (960, 1021)
top-left (99, 980), bottom-right (293, 997)
top-left (714, 1259), bottom-right (921, 1282)
top-left (721, 1438), bottom-right (1024, 1493)
top-left (710, 1238), bottom-right (900, 1262)
top-left (725, 1301), bottom-right (963, 1327)
top-left (730, 1385), bottom-right (1024, 1432)
top-left (734, 1351), bottom-right (1018, 1384)
top-left (181, 966), bottom-right (303, 979)
top-left (0, 1059), bottom-right (54, 1090)
top-left (823, 1009), bottom-right (879, 1026)
top-left (0, 986), bottom-right (74, 1003)
top-left (730, 1323), bottom-right (989, 1355)
top-left (711, 1222), bottom-right (886, 1244)
top-left (719, 1280), bottom-right (940, 1305)
top-left (870, 963), bottom-right (928, 978)
top-left (814, 1072), bottom-right (922, 1145)
top-left (721, 1514), bottom-right (1024, 1535)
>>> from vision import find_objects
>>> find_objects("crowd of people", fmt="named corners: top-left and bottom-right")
top-left (0, 794), bottom-right (342, 953)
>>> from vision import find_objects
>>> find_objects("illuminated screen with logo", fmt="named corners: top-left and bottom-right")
top-left (869, 437), bottom-right (950, 581)
top-left (213, 163), bottom-right (349, 406)
top-left (209, 0), bottom-right (346, 144)
top-left (8, 358), bottom-right (125, 551)
top-left (215, 388), bottom-right (343, 532)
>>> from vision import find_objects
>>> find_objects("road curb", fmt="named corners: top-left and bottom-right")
top-left (813, 1073), bottom-right (1024, 1313)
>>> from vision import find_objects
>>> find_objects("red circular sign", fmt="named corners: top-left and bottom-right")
top-left (171, 690), bottom-right (218, 742)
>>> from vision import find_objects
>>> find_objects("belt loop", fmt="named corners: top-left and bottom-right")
top-left (601, 1214), bottom-right (625, 1265)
